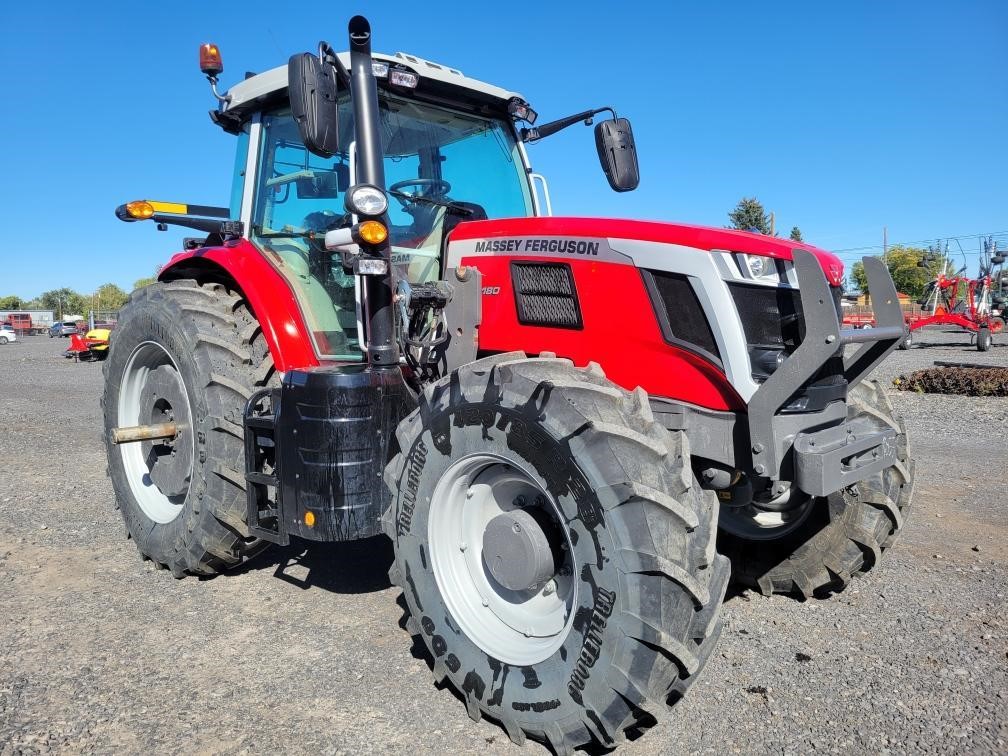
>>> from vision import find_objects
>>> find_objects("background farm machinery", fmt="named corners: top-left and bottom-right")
top-left (843, 237), bottom-right (1005, 351)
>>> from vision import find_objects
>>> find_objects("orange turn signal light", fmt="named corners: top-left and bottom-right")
top-left (200, 43), bottom-right (223, 76)
top-left (304, 511), bottom-right (316, 528)
top-left (357, 220), bottom-right (388, 245)
top-left (126, 201), bottom-right (155, 220)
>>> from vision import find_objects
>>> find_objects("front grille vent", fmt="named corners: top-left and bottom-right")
top-left (728, 283), bottom-right (804, 349)
top-left (511, 262), bottom-right (583, 329)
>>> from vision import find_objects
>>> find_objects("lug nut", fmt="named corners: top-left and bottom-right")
top-left (543, 579), bottom-right (556, 596)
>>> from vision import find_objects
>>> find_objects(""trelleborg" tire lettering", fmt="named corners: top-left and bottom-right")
top-left (512, 698), bottom-right (561, 713)
top-left (397, 440), bottom-right (428, 536)
top-left (567, 587), bottom-right (617, 702)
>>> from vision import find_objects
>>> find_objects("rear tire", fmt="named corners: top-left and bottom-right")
top-left (718, 379), bottom-right (914, 598)
top-left (383, 353), bottom-right (728, 752)
top-left (103, 279), bottom-right (278, 577)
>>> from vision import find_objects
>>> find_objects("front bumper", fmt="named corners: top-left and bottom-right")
top-left (746, 251), bottom-right (906, 495)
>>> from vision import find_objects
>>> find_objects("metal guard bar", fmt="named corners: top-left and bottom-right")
top-left (747, 250), bottom-right (906, 480)
top-left (842, 255), bottom-right (907, 386)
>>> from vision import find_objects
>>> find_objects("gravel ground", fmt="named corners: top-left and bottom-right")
top-left (1, 329), bottom-right (1006, 754)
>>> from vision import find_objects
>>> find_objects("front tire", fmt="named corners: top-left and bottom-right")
top-left (718, 379), bottom-right (914, 598)
top-left (383, 354), bottom-right (728, 752)
top-left (103, 279), bottom-right (277, 577)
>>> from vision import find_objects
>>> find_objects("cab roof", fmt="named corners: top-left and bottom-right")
top-left (223, 50), bottom-right (523, 116)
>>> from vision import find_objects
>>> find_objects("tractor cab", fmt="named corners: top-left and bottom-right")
top-left (118, 37), bottom-right (637, 365)
top-left (234, 72), bottom-right (534, 358)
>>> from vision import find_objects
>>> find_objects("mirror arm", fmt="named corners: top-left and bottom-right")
top-left (319, 41), bottom-right (350, 87)
top-left (521, 106), bottom-right (616, 143)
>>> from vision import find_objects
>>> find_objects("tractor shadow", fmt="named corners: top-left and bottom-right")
top-left (236, 534), bottom-right (394, 594)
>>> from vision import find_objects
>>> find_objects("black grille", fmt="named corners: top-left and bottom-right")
top-left (728, 283), bottom-right (804, 349)
top-left (511, 262), bottom-right (582, 329)
top-left (728, 283), bottom-right (844, 350)
top-left (643, 271), bottom-right (720, 361)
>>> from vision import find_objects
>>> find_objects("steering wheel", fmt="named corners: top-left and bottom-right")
top-left (388, 178), bottom-right (452, 208)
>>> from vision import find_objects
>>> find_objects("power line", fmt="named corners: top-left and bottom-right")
top-left (832, 230), bottom-right (1008, 254)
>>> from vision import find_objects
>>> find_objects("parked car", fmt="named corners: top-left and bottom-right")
top-left (49, 322), bottom-right (80, 338)
top-left (0, 325), bottom-right (17, 344)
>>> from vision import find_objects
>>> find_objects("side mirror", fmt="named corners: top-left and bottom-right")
top-left (288, 52), bottom-right (341, 158)
top-left (594, 118), bottom-right (639, 192)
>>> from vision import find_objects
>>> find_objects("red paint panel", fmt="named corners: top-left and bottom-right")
top-left (159, 241), bottom-right (319, 372)
top-left (452, 216), bottom-right (845, 286)
top-left (467, 255), bottom-right (744, 411)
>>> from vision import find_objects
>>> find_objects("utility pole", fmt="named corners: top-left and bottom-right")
top-left (883, 226), bottom-right (888, 263)
top-left (770, 211), bottom-right (776, 237)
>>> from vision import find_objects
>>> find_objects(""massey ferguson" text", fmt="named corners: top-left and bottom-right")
top-left (473, 238), bottom-right (600, 256)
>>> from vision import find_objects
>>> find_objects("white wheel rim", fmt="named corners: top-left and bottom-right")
top-left (427, 453), bottom-right (576, 666)
top-left (117, 341), bottom-right (194, 524)
top-left (719, 489), bottom-right (816, 541)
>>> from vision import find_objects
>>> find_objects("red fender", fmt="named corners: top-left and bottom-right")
top-left (158, 240), bottom-right (320, 373)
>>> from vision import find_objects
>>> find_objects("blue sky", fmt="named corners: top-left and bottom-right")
top-left (1, 1), bottom-right (1004, 298)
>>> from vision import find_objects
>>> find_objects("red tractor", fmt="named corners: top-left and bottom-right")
top-left (106, 17), bottom-right (914, 752)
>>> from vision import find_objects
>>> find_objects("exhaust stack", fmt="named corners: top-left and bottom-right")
top-left (347, 15), bottom-right (399, 368)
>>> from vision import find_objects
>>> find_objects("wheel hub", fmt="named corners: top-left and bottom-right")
top-left (117, 342), bottom-right (195, 524)
top-left (138, 364), bottom-right (192, 498)
top-left (482, 509), bottom-right (557, 592)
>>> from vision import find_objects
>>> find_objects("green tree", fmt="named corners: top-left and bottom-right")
top-left (38, 288), bottom-right (87, 319)
top-left (728, 197), bottom-right (772, 235)
top-left (0, 295), bottom-right (23, 309)
top-left (95, 283), bottom-right (129, 311)
top-left (850, 245), bottom-right (947, 299)
top-left (132, 276), bottom-right (157, 290)
top-left (789, 226), bottom-right (803, 242)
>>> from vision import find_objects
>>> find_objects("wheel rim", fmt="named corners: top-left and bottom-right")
top-left (719, 488), bottom-right (817, 541)
top-left (117, 341), bottom-right (194, 524)
top-left (427, 454), bottom-right (577, 666)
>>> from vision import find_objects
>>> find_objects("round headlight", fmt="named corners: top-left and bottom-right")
top-left (745, 254), bottom-right (773, 279)
top-left (347, 185), bottom-right (388, 217)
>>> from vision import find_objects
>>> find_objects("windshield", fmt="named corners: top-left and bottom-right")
top-left (250, 92), bottom-right (533, 360)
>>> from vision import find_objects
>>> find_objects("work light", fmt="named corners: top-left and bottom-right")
top-left (389, 69), bottom-right (419, 89)
top-left (346, 184), bottom-right (388, 217)
top-left (507, 97), bottom-right (538, 124)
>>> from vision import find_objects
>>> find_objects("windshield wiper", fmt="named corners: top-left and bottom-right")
top-left (388, 191), bottom-right (475, 216)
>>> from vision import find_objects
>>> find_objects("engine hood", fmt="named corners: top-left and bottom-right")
top-left (449, 216), bottom-right (845, 287)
